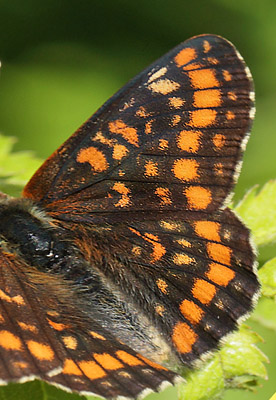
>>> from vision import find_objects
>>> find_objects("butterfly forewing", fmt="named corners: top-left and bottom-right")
top-left (23, 34), bottom-right (254, 217)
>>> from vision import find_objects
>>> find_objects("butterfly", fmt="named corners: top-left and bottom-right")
top-left (0, 34), bottom-right (259, 399)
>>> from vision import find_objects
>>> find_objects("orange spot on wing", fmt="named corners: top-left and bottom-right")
top-left (146, 232), bottom-right (159, 240)
top-left (116, 351), bottom-right (144, 366)
top-left (137, 354), bottom-right (168, 370)
top-left (194, 221), bottom-right (221, 242)
top-left (136, 106), bottom-right (150, 118)
top-left (47, 311), bottom-right (59, 317)
top-left (180, 299), bottom-right (204, 324)
top-left (129, 228), bottom-right (166, 262)
top-left (172, 322), bottom-right (197, 353)
top-left (144, 160), bottom-right (159, 177)
top-left (79, 360), bottom-right (106, 380)
top-left (94, 353), bottom-right (123, 370)
top-left (18, 322), bottom-right (38, 333)
top-left (77, 147), bottom-right (108, 172)
top-left (90, 331), bottom-right (106, 340)
top-left (112, 144), bottom-right (128, 160)
top-left (192, 279), bottom-right (216, 304)
top-left (223, 70), bottom-right (232, 81)
top-left (155, 305), bottom-right (165, 316)
top-left (173, 253), bottom-right (195, 265)
top-left (182, 63), bottom-right (202, 71)
top-left (148, 79), bottom-right (180, 95)
top-left (27, 340), bottom-right (54, 360)
top-left (213, 133), bottom-right (226, 149)
top-left (172, 159), bottom-right (199, 181)
top-left (132, 246), bottom-right (142, 256)
top-left (158, 139), bottom-right (169, 150)
top-left (145, 120), bottom-right (153, 134)
top-left (214, 162), bottom-right (224, 175)
top-left (160, 220), bottom-right (179, 230)
top-left (168, 97), bottom-right (184, 108)
top-left (185, 186), bottom-right (212, 210)
top-left (156, 278), bottom-right (168, 294)
top-left (112, 182), bottom-right (131, 208)
top-left (129, 227), bottom-right (142, 236)
top-left (209, 58), bottom-right (219, 66)
top-left (228, 91), bottom-right (237, 101)
top-left (62, 336), bottom-right (78, 350)
top-left (155, 187), bottom-right (172, 205)
top-left (0, 290), bottom-right (25, 305)
top-left (47, 319), bottom-right (70, 331)
top-left (109, 120), bottom-right (139, 146)
top-left (151, 241), bottom-right (166, 262)
top-left (206, 262), bottom-right (235, 286)
top-left (93, 131), bottom-right (113, 146)
top-left (193, 89), bottom-right (221, 108)
top-left (174, 47), bottom-right (196, 67)
top-left (189, 109), bottom-right (217, 127)
top-left (226, 111), bottom-right (235, 120)
top-left (176, 238), bottom-right (191, 248)
top-left (0, 330), bottom-right (22, 350)
top-left (13, 361), bottom-right (29, 369)
top-left (207, 243), bottom-right (231, 266)
top-left (171, 115), bottom-right (181, 126)
top-left (203, 40), bottom-right (211, 53)
top-left (63, 359), bottom-right (82, 376)
top-left (188, 68), bottom-right (219, 89)
top-left (14, 295), bottom-right (25, 305)
top-left (177, 130), bottom-right (201, 153)
top-left (13, 295), bottom-right (24, 305)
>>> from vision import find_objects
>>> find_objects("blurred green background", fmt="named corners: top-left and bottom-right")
top-left (0, 0), bottom-right (275, 399)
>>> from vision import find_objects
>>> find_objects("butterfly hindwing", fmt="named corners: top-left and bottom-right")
top-left (57, 205), bottom-right (258, 365)
top-left (106, 208), bottom-right (258, 363)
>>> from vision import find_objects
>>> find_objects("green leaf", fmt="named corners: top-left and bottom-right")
top-left (235, 181), bottom-right (276, 246)
top-left (0, 133), bottom-right (42, 194)
top-left (258, 257), bottom-right (276, 299)
top-left (178, 325), bottom-right (268, 400)
top-left (251, 297), bottom-right (276, 331)
top-left (0, 380), bottom-right (87, 400)
top-left (250, 257), bottom-right (276, 331)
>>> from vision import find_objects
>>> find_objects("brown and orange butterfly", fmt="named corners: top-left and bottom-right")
top-left (0, 34), bottom-right (259, 399)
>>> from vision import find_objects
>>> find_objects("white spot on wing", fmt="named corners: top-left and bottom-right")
top-left (249, 91), bottom-right (255, 102)
top-left (147, 67), bottom-right (168, 83)
top-left (244, 65), bottom-right (253, 80)
top-left (241, 132), bottom-right (250, 151)
top-left (249, 106), bottom-right (256, 120)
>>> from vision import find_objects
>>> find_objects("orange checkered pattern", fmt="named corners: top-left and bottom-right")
top-left (0, 35), bottom-right (259, 399)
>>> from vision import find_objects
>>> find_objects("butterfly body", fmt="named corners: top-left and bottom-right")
top-left (0, 198), bottom-right (69, 270)
top-left (0, 35), bottom-right (259, 399)
top-left (0, 196), bottom-right (174, 367)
